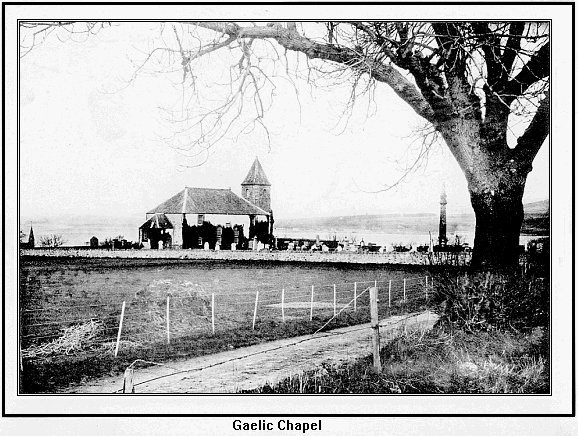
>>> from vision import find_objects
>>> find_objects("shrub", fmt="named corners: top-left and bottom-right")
top-left (39, 234), bottom-right (66, 248)
top-left (432, 272), bottom-right (548, 333)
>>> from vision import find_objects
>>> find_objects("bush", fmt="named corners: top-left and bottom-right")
top-left (39, 234), bottom-right (66, 248)
top-left (432, 272), bottom-right (548, 333)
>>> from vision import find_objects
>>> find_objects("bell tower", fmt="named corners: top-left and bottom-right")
top-left (241, 157), bottom-right (271, 212)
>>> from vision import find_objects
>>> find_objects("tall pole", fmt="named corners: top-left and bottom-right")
top-left (166, 296), bottom-right (170, 345)
top-left (439, 187), bottom-right (448, 246)
top-left (333, 284), bottom-right (337, 317)
top-left (370, 287), bottom-right (381, 372)
top-left (281, 288), bottom-right (285, 322)
top-left (310, 286), bottom-right (314, 321)
top-left (252, 291), bottom-right (259, 330)
top-left (114, 301), bottom-right (126, 358)
top-left (211, 293), bottom-right (215, 334)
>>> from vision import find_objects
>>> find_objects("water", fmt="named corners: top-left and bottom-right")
top-left (20, 217), bottom-right (541, 248)
top-left (20, 216), bottom-right (141, 247)
top-left (21, 216), bottom-right (447, 247)
top-left (274, 227), bottom-right (539, 248)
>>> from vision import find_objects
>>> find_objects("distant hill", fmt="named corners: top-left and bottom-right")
top-left (523, 199), bottom-right (549, 215)
top-left (521, 199), bottom-right (549, 235)
top-left (276, 199), bottom-right (549, 237)
top-left (276, 213), bottom-right (472, 235)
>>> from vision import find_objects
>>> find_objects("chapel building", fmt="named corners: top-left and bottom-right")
top-left (140, 158), bottom-right (273, 249)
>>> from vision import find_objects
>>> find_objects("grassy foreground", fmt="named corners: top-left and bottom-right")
top-left (22, 265), bottom-right (548, 394)
top-left (241, 326), bottom-right (549, 394)
top-left (242, 270), bottom-right (550, 394)
top-left (21, 309), bottom-right (387, 393)
top-left (22, 280), bottom-right (429, 393)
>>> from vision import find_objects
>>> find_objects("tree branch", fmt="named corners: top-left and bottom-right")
top-left (501, 22), bottom-right (526, 77)
top-left (512, 90), bottom-right (549, 170)
top-left (190, 22), bottom-right (436, 123)
top-left (431, 22), bottom-right (464, 77)
top-left (503, 41), bottom-right (549, 99)
top-left (471, 22), bottom-right (503, 86)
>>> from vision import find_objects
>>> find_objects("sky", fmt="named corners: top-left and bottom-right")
top-left (19, 22), bottom-right (550, 222)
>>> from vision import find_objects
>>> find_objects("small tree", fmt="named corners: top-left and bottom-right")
top-left (39, 234), bottom-right (66, 248)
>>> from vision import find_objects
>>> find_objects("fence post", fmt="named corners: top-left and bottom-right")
top-left (388, 280), bottom-right (391, 308)
top-left (333, 284), bottom-right (337, 317)
top-left (166, 295), bottom-right (170, 345)
top-left (281, 288), bottom-right (285, 322)
top-left (114, 301), bottom-right (126, 358)
top-left (211, 293), bottom-right (215, 335)
top-left (369, 286), bottom-right (381, 373)
top-left (310, 285), bottom-right (314, 321)
top-left (123, 367), bottom-right (135, 393)
top-left (425, 276), bottom-right (428, 300)
top-left (252, 291), bottom-right (259, 330)
top-left (353, 282), bottom-right (357, 312)
top-left (403, 279), bottom-right (406, 303)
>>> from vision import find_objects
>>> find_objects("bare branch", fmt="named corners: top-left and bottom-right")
top-left (512, 90), bottom-right (549, 170)
top-left (503, 41), bottom-right (549, 99)
top-left (357, 123), bottom-right (441, 194)
top-left (501, 22), bottom-right (526, 76)
top-left (190, 22), bottom-right (436, 123)
top-left (20, 21), bottom-right (110, 57)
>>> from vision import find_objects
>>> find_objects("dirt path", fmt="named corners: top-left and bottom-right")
top-left (64, 311), bottom-right (438, 394)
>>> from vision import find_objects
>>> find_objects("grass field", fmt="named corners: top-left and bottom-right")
top-left (19, 256), bottom-right (548, 394)
top-left (19, 257), bottom-right (434, 393)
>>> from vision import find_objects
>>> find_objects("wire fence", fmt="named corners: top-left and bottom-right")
top-left (20, 275), bottom-right (434, 361)
top-left (116, 310), bottom-right (435, 394)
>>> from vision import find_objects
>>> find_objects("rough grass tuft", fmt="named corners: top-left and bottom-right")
top-left (242, 327), bottom-right (549, 394)
top-left (244, 271), bottom-right (550, 395)
top-left (21, 320), bottom-right (106, 359)
top-left (432, 272), bottom-right (548, 333)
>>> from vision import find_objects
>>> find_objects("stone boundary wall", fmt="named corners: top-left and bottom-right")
top-left (20, 248), bottom-right (472, 266)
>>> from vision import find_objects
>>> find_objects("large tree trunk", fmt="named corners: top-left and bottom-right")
top-left (468, 168), bottom-right (527, 270)
top-left (437, 109), bottom-right (534, 270)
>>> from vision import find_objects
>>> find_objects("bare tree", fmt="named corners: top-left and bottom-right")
top-left (39, 234), bottom-right (66, 248)
top-left (20, 21), bottom-right (550, 269)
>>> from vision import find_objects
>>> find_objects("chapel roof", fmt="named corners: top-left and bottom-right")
top-left (241, 157), bottom-right (271, 186)
top-left (147, 187), bottom-right (269, 216)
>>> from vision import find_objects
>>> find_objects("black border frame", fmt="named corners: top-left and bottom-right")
top-left (2, 1), bottom-right (574, 418)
